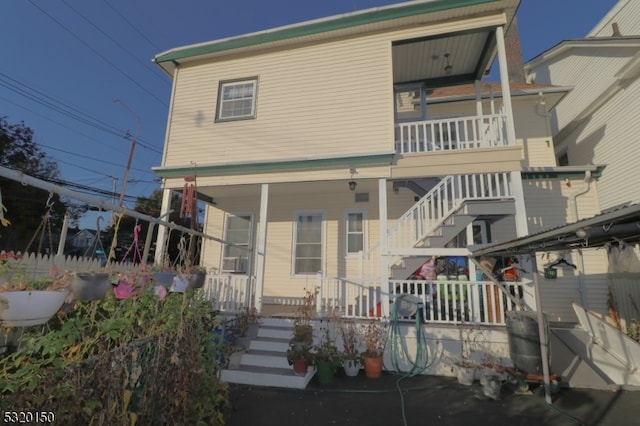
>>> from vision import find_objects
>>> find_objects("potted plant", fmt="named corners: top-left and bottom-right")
top-left (313, 327), bottom-right (341, 384)
top-left (339, 318), bottom-right (363, 377)
top-left (286, 289), bottom-right (316, 375)
top-left (70, 270), bottom-right (112, 301)
top-left (0, 263), bottom-right (70, 327)
top-left (233, 306), bottom-right (261, 349)
top-left (286, 341), bottom-right (314, 376)
top-left (362, 319), bottom-right (387, 378)
top-left (182, 264), bottom-right (207, 289)
top-left (453, 327), bottom-right (480, 386)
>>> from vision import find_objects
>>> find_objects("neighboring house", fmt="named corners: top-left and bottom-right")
top-left (524, 0), bottom-right (640, 212)
top-left (150, 0), bottom-right (619, 386)
top-left (71, 228), bottom-right (97, 255)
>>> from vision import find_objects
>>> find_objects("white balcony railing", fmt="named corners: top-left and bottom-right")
top-left (315, 274), bottom-right (526, 326)
top-left (395, 114), bottom-right (509, 154)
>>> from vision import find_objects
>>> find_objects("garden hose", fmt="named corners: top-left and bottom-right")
top-left (387, 298), bottom-right (434, 377)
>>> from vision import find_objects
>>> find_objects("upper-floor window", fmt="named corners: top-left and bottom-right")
top-left (216, 77), bottom-right (258, 122)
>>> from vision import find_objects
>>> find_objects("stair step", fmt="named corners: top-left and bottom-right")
top-left (258, 325), bottom-right (294, 339)
top-left (242, 349), bottom-right (289, 369)
top-left (250, 337), bottom-right (290, 352)
top-left (221, 364), bottom-right (316, 389)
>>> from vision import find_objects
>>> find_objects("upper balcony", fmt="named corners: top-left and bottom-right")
top-left (395, 113), bottom-right (509, 154)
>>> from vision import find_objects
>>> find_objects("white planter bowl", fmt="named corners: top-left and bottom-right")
top-left (0, 290), bottom-right (68, 327)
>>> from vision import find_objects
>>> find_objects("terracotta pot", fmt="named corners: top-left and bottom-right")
top-left (363, 354), bottom-right (383, 378)
top-left (292, 359), bottom-right (309, 376)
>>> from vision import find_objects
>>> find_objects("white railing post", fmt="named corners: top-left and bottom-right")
top-left (315, 272), bottom-right (323, 315)
top-left (379, 178), bottom-right (390, 318)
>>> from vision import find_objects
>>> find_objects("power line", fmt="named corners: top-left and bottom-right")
top-left (102, 0), bottom-right (163, 52)
top-left (26, 0), bottom-right (168, 108)
top-left (60, 0), bottom-right (170, 88)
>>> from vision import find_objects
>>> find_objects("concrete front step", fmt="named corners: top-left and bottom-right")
top-left (221, 364), bottom-right (316, 389)
top-left (220, 315), bottom-right (315, 388)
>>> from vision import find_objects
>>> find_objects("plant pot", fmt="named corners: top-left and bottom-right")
top-left (153, 272), bottom-right (176, 288)
top-left (316, 360), bottom-right (336, 384)
top-left (170, 274), bottom-right (189, 293)
top-left (342, 359), bottom-right (362, 377)
top-left (480, 370), bottom-right (502, 400)
top-left (187, 271), bottom-right (206, 289)
top-left (0, 290), bottom-right (68, 327)
top-left (363, 354), bottom-right (383, 378)
top-left (456, 365), bottom-right (476, 386)
top-left (292, 359), bottom-right (309, 376)
top-left (71, 272), bottom-right (111, 301)
top-left (113, 280), bottom-right (136, 299)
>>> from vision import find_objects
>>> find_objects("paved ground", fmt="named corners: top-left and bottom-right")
top-left (226, 372), bottom-right (640, 426)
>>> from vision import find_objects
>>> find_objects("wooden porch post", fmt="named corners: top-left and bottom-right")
top-left (154, 188), bottom-right (173, 264)
top-left (254, 183), bottom-right (269, 314)
top-left (378, 179), bottom-right (390, 318)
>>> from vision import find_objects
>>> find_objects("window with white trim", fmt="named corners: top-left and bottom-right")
top-left (221, 213), bottom-right (252, 273)
top-left (216, 78), bottom-right (258, 122)
top-left (346, 210), bottom-right (365, 254)
top-left (293, 212), bottom-right (323, 275)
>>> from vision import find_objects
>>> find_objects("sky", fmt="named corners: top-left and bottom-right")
top-left (2, 0), bottom-right (619, 229)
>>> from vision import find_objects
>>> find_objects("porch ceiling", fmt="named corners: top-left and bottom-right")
top-left (190, 179), bottom-right (383, 206)
top-left (392, 28), bottom-right (495, 86)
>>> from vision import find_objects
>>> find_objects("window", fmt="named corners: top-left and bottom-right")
top-left (346, 211), bottom-right (365, 254)
top-left (221, 214), bottom-right (252, 272)
top-left (293, 212), bottom-right (323, 275)
top-left (216, 78), bottom-right (258, 121)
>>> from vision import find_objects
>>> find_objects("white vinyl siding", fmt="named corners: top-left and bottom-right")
top-left (293, 212), bottom-right (324, 275)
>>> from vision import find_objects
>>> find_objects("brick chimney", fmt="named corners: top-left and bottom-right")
top-left (504, 16), bottom-right (526, 83)
top-left (612, 22), bottom-right (621, 37)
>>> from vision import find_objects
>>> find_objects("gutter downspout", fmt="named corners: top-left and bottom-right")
top-left (570, 171), bottom-right (592, 307)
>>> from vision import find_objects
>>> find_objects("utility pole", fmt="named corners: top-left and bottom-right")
top-left (113, 99), bottom-right (141, 208)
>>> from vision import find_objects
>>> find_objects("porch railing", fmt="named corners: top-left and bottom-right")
top-left (202, 274), bottom-right (255, 313)
top-left (395, 113), bottom-right (509, 154)
top-left (316, 275), bottom-right (526, 326)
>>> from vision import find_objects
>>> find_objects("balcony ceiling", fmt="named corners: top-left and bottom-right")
top-left (392, 28), bottom-right (495, 87)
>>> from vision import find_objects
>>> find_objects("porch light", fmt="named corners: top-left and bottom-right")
top-left (444, 53), bottom-right (452, 75)
top-left (348, 181), bottom-right (357, 191)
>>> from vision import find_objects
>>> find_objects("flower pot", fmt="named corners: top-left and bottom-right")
top-left (480, 371), bottom-right (502, 400)
top-left (71, 272), bottom-right (111, 301)
top-left (456, 365), bottom-right (476, 386)
top-left (153, 272), bottom-right (176, 288)
top-left (292, 359), bottom-right (309, 376)
top-left (0, 290), bottom-right (68, 327)
top-left (316, 360), bottom-right (336, 384)
top-left (113, 280), bottom-right (136, 299)
top-left (363, 354), bottom-right (383, 378)
top-left (342, 359), bottom-right (362, 377)
top-left (187, 271), bottom-right (206, 289)
top-left (170, 274), bottom-right (189, 293)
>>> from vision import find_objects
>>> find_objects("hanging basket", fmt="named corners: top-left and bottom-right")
top-left (71, 272), bottom-right (111, 301)
top-left (0, 290), bottom-right (68, 327)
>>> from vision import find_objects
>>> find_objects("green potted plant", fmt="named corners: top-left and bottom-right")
top-left (313, 327), bottom-right (341, 384)
top-left (339, 318), bottom-right (363, 377)
top-left (362, 319), bottom-right (387, 378)
top-left (291, 288), bottom-right (316, 345)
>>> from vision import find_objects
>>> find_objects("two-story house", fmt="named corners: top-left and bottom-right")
top-left (150, 0), bottom-right (613, 387)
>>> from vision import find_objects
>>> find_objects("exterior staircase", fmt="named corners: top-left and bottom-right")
top-left (220, 317), bottom-right (316, 389)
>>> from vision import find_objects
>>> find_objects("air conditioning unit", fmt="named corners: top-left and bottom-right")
top-left (222, 257), bottom-right (247, 273)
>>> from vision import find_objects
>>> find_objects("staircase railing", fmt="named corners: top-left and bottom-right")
top-left (361, 172), bottom-right (512, 283)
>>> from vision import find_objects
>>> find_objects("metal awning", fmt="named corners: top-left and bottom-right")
top-left (472, 203), bottom-right (640, 257)
top-left (470, 203), bottom-right (640, 404)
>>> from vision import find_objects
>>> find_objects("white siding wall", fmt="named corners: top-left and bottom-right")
top-left (524, 177), bottom-right (608, 322)
top-left (589, 0), bottom-right (640, 37)
top-left (564, 77), bottom-right (640, 210)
